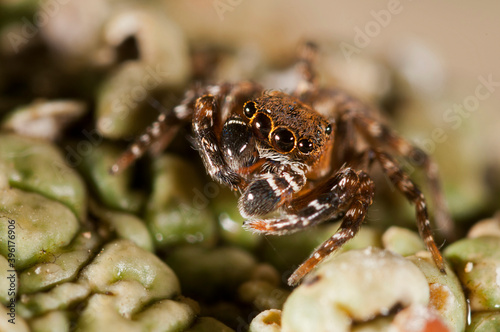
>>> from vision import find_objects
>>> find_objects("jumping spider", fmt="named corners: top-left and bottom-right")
top-left (111, 43), bottom-right (452, 286)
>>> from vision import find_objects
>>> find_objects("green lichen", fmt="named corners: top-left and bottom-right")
top-left (0, 134), bottom-right (87, 220)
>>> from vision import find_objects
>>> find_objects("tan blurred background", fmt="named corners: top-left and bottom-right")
top-left (165, 0), bottom-right (499, 89)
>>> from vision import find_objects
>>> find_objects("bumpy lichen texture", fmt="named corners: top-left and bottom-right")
top-left (444, 236), bottom-right (500, 312)
top-left (78, 142), bottom-right (144, 214)
top-left (18, 230), bottom-right (100, 294)
top-left (146, 155), bottom-right (217, 248)
top-left (0, 188), bottom-right (80, 270)
top-left (0, 132), bottom-right (497, 331)
top-left (281, 248), bottom-right (432, 332)
top-left (0, 133), bottom-right (87, 220)
top-left (78, 240), bottom-right (180, 314)
top-left (407, 252), bottom-right (467, 331)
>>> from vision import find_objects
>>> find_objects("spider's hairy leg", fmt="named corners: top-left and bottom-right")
top-left (109, 93), bottom-right (197, 175)
top-left (295, 41), bottom-right (319, 94)
top-left (109, 112), bottom-right (183, 175)
top-left (193, 95), bottom-right (243, 190)
top-left (287, 170), bottom-right (375, 286)
top-left (354, 114), bottom-right (454, 240)
top-left (375, 150), bottom-right (445, 273)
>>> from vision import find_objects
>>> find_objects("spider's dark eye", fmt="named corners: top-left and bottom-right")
top-left (271, 127), bottom-right (295, 153)
top-left (325, 124), bottom-right (333, 135)
top-left (252, 113), bottom-right (273, 140)
top-left (298, 139), bottom-right (314, 154)
top-left (244, 101), bottom-right (257, 118)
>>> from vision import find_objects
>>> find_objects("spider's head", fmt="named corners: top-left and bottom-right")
top-left (242, 91), bottom-right (333, 167)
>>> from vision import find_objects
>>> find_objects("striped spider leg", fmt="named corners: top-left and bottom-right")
top-left (244, 167), bottom-right (375, 286)
top-left (110, 81), bottom-right (263, 179)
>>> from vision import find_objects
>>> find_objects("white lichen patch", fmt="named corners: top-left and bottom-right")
top-left (281, 248), bottom-right (430, 332)
top-left (2, 100), bottom-right (86, 140)
top-left (249, 309), bottom-right (282, 332)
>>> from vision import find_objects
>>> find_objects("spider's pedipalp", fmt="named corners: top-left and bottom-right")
top-left (193, 95), bottom-right (244, 190)
top-left (238, 168), bottom-right (306, 218)
top-left (192, 82), bottom-right (265, 191)
top-left (244, 167), bottom-right (359, 234)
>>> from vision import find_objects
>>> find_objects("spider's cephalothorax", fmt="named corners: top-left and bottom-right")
top-left (111, 43), bottom-right (453, 286)
top-left (243, 92), bottom-right (333, 166)
top-left (214, 91), bottom-right (335, 219)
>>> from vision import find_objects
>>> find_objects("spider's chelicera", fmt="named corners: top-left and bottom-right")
top-left (111, 43), bottom-right (452, 286)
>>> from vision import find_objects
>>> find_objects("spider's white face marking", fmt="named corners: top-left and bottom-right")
top-left (226, 118), bottom-right (246, 126)
top-left (259, 148), bottom-right (309, 173)
top-left (283, 172), bottom-right (302, 193)
top-left (239, 144), bottom-right (249, 153)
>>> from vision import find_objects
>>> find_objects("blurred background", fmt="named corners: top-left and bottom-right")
top-left (0, 0), bottom-right (499, 232)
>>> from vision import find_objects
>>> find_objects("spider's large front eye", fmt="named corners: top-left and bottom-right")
top-left (271, 127), bottom-right (295, 153)
top-left (298, 139), bottom-right (314, 154)
top-left (243, 101), bottom-right (257, 118)
top-left (252, 113), bottom-right (273, 140)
